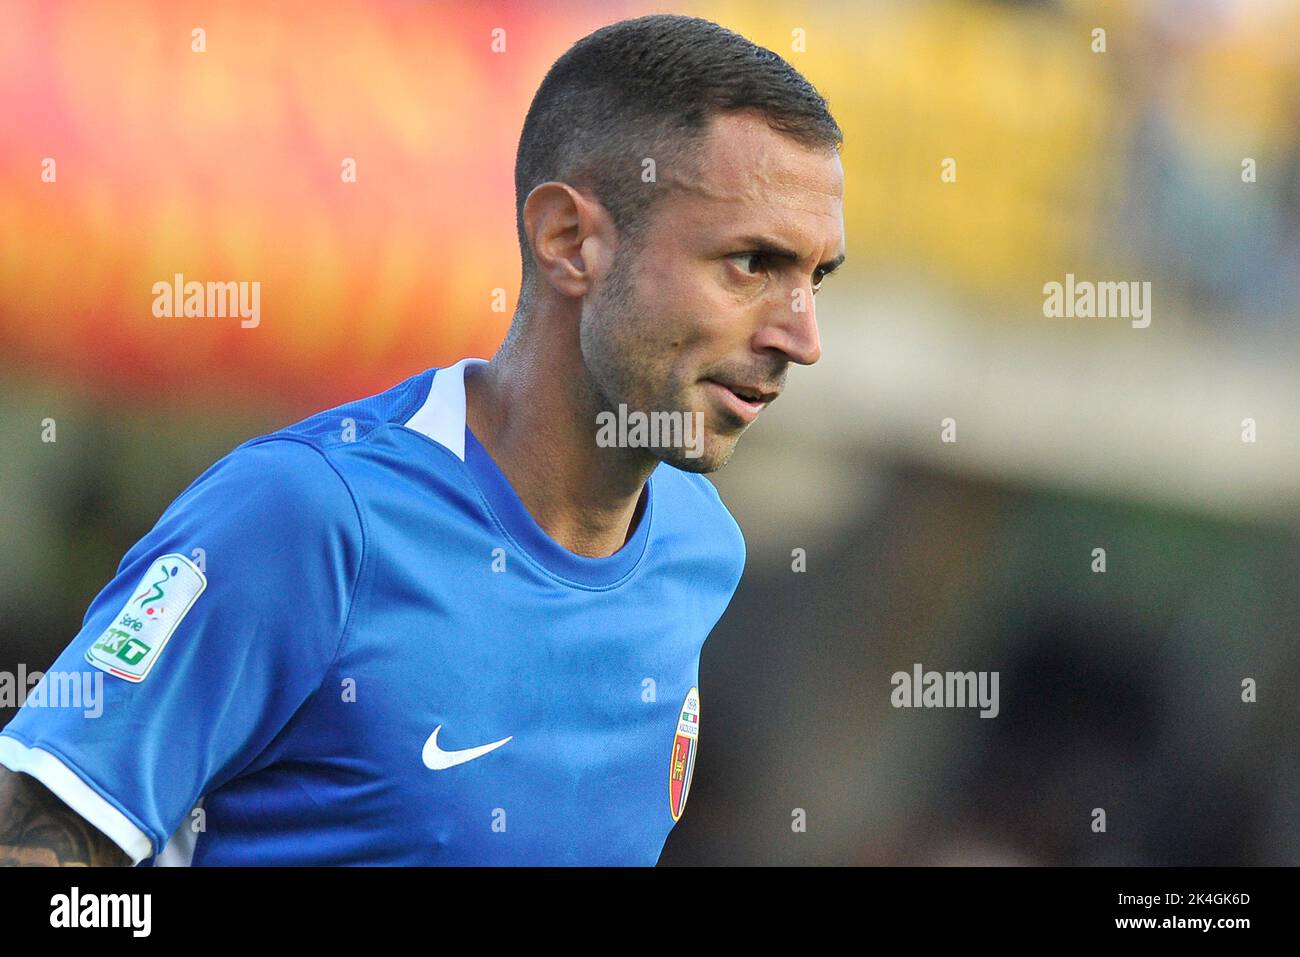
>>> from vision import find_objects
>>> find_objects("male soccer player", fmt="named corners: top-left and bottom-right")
top-left (0, 14), bottom-right (845, 865)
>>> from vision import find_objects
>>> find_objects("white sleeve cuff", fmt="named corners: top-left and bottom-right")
top-left (0, 734), bottom-right (154, 865)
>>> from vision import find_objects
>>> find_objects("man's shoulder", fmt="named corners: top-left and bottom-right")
top-left (192, 367), bottom-right (442, 512)
top-left (653, 466), bottom-right (746, 567)
top-left (261, 367), bottom-right (437, 452)
top-left (155, 368), bottom-right (443, 542)
top-left (151, 435), bottom-right (363, 562)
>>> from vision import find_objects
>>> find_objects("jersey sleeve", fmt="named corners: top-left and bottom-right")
top-left (0, 437), bottom-right (364, 864)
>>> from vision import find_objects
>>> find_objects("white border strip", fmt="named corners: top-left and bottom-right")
top-left (154, 797), bottom-right (204, 867)
top-left (0, 734), bottom-right (154, 865)
top-left (402, 357), bottom-right (489, 461)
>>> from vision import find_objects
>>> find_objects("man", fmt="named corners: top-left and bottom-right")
top-left (0, 13), bottom-right (845, 865)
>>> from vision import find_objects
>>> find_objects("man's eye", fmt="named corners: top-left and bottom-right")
top-left (731, 253), bottom-right (766, 277)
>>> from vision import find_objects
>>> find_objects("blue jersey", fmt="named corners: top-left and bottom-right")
top-left (0, 358), bottom-right (745, 865)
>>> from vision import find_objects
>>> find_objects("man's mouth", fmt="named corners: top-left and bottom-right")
top-left (703, 378), bottom-right (780, 423)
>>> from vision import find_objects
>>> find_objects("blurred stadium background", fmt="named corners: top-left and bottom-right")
top-left (1, 0), bottom-right (1297, 864)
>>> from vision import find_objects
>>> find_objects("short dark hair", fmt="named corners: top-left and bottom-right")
top-left (512, 13), bottom-right (842, 310)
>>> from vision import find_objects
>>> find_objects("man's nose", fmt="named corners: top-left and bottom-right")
top-left (751, 284), bottom-right (822, 366)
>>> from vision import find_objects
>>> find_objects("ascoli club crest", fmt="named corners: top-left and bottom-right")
top-left (668, 687), bottom-right (700, 821)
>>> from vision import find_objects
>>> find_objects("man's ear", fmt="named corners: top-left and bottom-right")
top-left (522, 182), bottom-right (615, 299)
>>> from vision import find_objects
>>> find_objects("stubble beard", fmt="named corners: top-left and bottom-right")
top-left (578, 242), bottom-right (739, 474)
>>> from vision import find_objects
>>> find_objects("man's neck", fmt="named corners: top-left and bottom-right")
top-left (463, 351), bottom-right (656, 559)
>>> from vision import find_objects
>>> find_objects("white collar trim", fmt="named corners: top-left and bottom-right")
top-left (403, 357), bottom-right (489, 461)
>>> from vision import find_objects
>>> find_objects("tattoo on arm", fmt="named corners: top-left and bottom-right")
top-left (0, 766), bottom-right (130, 866)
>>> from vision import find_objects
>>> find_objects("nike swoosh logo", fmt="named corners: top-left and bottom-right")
top-left (421, 725), bottom-right (513, 770)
